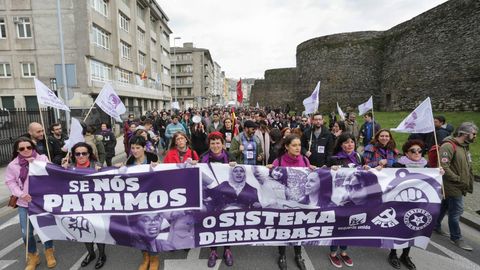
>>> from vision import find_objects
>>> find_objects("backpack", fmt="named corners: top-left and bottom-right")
top-left (428, 141), bottom-right (456, 168)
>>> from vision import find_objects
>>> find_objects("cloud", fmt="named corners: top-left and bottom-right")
top-left (158, 0), bottom-right (448, 79)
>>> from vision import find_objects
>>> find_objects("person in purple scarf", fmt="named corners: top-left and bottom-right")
top-left (200, 131), bottom-right (234, 268)
top-left (328, 132), bottom-right (364, 168)
top-left (5, 137), bottom-right (56, 269)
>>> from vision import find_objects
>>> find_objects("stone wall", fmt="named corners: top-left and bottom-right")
top-left (251, 0), bottom-right (480, 112)
top-left (250, 68), bottom-right (297, 109)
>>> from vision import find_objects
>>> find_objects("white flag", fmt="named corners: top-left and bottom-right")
top-left (63, 118), bottom-right (85, 151)
top-left (303, 81), bottom-right (320, 114)
top-left (358, 96), bottom-right (373, 116)
top-left (391, 97), bottom-right (434, 133)
top-left (256, 102), bottom-right (259, 109)
top-left (95, 83), bottom-right (126, 122)
top-left (337, 102), bottom-right (345, 121)
top-left (34, 78), bottom-right (70, 111)
top-left (171, 101), bottom-right (180, 110)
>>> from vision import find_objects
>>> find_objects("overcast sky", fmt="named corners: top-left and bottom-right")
top-left (159, 0), bottom-right (448, 79)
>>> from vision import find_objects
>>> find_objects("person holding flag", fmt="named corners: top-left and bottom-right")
top-left (359, 112), bottom-right (381, 147)
top-left (301, 113), bottom-right (334, 167)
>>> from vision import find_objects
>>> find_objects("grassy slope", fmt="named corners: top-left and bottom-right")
top-left (372, 112), bottom-right (480, 175)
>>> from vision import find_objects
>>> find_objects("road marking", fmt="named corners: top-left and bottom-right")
top-left (0, 238), bottom-right (22, 258)
top-left (164, 248), bottom-right (220, 270)
top-left (411, 240), bottom-right (480, 270)
top-left (301, 246), bottom-right (316, 270)
top-left (70, 246), bottom-right (98, 270)
top-left (0, 260), bottom-right (16, 270)
top-left (0, 216), bottom-right (19, 230)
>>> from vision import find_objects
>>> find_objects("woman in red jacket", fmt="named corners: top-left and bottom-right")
top-left (163, 131), bottom-right (199, 163)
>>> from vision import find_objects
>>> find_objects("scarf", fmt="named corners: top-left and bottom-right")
top-left (334, 150), bottom-right (360, 165)
top-left (201, 150), bottom-right (229, 164)
top-left (398, 156), bottom-right (427, 168)
top-left (241, 133), bottom-right (257, 165)
top-left (18, 150), bottom-right (38, 184)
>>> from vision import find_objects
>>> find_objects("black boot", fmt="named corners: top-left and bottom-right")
top-left (81, 253), bottom-right (96, 267)
top-left (388, 252), bottom-right (401, 269)
top-left (400, 254), bottom-right (416, 270)
top-left (277, 254), bottom-right (287, 270)
top-left (294, 254), bottom-right (306, 270)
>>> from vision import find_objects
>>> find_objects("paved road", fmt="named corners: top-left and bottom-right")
top-left (0, 207), bottom-right (479, 270)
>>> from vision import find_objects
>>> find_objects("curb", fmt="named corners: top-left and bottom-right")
top-left (0, 197), bottom-right (8, 208)
top-left (460, 211), bottom-right (480, 231)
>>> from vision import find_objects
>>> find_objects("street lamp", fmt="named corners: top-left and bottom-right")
top-left (173, 37), bottom-right (181, 103)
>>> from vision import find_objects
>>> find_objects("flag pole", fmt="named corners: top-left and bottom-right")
top-left (371, 97), bottom-right (376, 137)
top-left (308, 81), bottom-right (320, 153)
top-left (39, 106), bottom-right (52, 161)
top-left (429, 98), bottom-right (445, 198)
top-left (25, 215), bottom-right (29, 261)
top-left (83, 103), bottom-right (95, 123)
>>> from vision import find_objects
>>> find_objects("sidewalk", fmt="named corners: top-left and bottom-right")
top-left (0, 135), bottom-right (126, 207)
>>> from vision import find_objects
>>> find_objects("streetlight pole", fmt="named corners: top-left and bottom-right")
top-left (173, 37), bottom-right (181, 105)
top-left (56, 0), bottom-right (70, 130)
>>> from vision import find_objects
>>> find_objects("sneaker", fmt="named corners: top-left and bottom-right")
top-left (400, 255), bottom-right (417, 270)
top-left (223, 249), bottom-right (234, 267)
top-left (340, 253), bottom-right (353, 267)
top-left (451, 239), bottom-right (473, 251)
top-left (207, 250), bottom-right (218, 268)
top-left (329, 254), bottom-right (343, 268)
top-left (388, 253), bottom-right (401, 269)
top-left (433, 227), bottom-right (450, 237)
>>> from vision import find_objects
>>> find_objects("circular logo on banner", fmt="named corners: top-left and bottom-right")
top-left (403, 208), bottom-right (432, 231)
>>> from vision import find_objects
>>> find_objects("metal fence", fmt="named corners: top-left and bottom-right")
top-left (0, 108), bottom-right (57, 165)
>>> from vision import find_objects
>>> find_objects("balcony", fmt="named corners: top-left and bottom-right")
top-left (90, 80), bottom-right (171, 100)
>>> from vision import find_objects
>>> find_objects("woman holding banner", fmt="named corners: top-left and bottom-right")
top-left (271, 134), bottom-right (311, 270)
top-left (163, 132), bottom-right (199, 163)
top-left (200, 131), bottom-right (234, 268)
top-left (62, 142), bottom-right (107, 269)
top-left (124, 135), bottom-right (161, 270)
top-left (363, 129), bottom-right (399, 169)
top-left (5, 137), bottom-right (56, 270)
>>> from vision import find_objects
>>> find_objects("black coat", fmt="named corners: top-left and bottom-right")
top-left (301, 126), bottom-right (334, 167)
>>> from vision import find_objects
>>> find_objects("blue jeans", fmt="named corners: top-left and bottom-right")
top-left (435, 196), bottom-right (463, 241)
top-left (330, 245), bottom-right (347, 253)
top-left (18, 207), bottom-right (53, 253)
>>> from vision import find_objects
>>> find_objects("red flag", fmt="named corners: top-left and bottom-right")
top-left (236, 79), bottom-right (243, 103)
top-left (231, 107), bottom-right (239, 136)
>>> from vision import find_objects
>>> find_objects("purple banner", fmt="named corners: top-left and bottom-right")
top-left (28, 161), bottom-right (443, 252)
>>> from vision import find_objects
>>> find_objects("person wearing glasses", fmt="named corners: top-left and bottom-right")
top-left (62, 142), bottom-right (106, 269)
top-left (435, 122), bottom-right (478, 252)
top-left (298, 117), bottom-right (310, 132)
top-left (5, 137), bottom-right (56, 270)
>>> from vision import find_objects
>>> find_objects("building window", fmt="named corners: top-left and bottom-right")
top-left (122, 0), bottom-right (129, 5)
top-left (120, 40), bottom-right (131, 60)
top-left (90, 59), bottom-right (111, 82)
top-left (119, 12), bottom-right (130, 32)
top-left (117, 68), bottom-right (131, 84)
top-left (21, 63), bottom-right (35, 77)
top-left (92, 24), bottom-right (110, 50)
top-left (138, 51), bottom-right (146, 67)
top-left (162, 66), bottom-right (169, 76)
top-left (0, 63), bottom-right (11, 77)
top-left (0, 18), bottom-right (6, 38)
top-left (151, 59), bottom-right (157, 74)
top-left (16, 17), bottom-right (32, 38)
top-left (91, 0), bottom-right (108, 17)
top-left (162, 48), bottom-right (169, 57)
top-left (137, 27), bottom-right (145, 44)
top-left (150, 38), bottom-right (156, 50)
top-left (136, 3), bottom-right (145, 21)
top-left (162, 31), bottom-right (169, 41)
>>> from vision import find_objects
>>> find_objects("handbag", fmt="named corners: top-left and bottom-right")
top-left (7, 195), bottom-right (18, 208)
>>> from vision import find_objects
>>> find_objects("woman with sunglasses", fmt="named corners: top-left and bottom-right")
top-left (62, 142), bottom-right (106, 269)
top-left (5, 137), bottom-right (56, 270)
top-left (163, 132), bottom-right (199, 164)
top-left (125, 135), bottom-right (160, 270)
top-left (387, 139), bottom-right (428, 270)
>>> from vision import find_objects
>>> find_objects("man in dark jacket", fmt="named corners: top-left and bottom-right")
top-left (48, 123), bottom-right (68, 164)
top-left (301, 113), bottom-right (333, 167)
top-left (23, 122), bottom-right (65, 164)
top-left (99, 122), bottom-right (116, 166)
top-left (434, 122), bottom-right (477, 251)
top-left (359, 112), bottom-right (381, 146)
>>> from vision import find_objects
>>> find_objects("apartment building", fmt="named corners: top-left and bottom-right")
top-left (170, 42), bottom-right (215, 109)
top-left (0, 0), bottom-right (172, 112)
